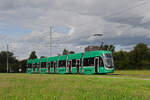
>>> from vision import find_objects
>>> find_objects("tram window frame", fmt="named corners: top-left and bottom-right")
top-left (83, 57), bottom-right (94, 67)
top-left (58, 60), bottom-right (66, 68)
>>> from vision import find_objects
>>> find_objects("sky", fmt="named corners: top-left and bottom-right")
top-left (0, 0), bottom-right (150, 60)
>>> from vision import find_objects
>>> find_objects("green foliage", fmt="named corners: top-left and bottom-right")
top-left (62, 49), bottom-right (75, 55)
top-left (114, 43), bottom-right (150, 70)
top-left (29, 51), bottom-right (38, 59)
top-left (63, 48), bottom-right (69, 55)
top-left (101, 44), bottom-right (115, 52)
top-left (40, 56), bottom-right (46, 58)
top-left (0, 51), bottom-right (18, 72)
top-left (69, 51), bottom-right (75, 54)
top-left (114, 51), bottom-right (130, 69)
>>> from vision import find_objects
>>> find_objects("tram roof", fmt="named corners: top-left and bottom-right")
top-left (68, 53), bottom-right (82, 60)
top-left (84, 50), bottom-right (112, 58)
top-left (32, 59), bottom-right (40, 63)
top-left (27, 59), bottom-right (32, 64)
top-left (40, 58), bottom-right (47, 62)
top-left (58, 55), bottom-right (67, 60)
top-left (47, 56), bottom-right (58, 62)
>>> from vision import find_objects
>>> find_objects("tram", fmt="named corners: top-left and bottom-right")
top-left (26, 50), bottom-right (114, 74)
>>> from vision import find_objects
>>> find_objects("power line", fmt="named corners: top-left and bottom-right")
top-left (103, 0), bottom-right (150, 18)
top-left (77, 0), bottom-right (150, 28)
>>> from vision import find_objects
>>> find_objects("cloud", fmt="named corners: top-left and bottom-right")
top-left (0, 0), bottom-right (150, 59)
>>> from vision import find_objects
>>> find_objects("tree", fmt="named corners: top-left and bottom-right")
top-left (62, 49), bottom-right (75, 55)
top-left (113, 51), bottom-right (130, 70)
top-left (0, 51), bottom-right (18, 72)
top-left (113, 43), bottom-right (150, 70)
top-left (29, 51), bottom-right (38, 59)
top-left (62, 49), bottom-right (69, 55)
top-left (129, 43), bottom-right (150, 69)
top-left (40, 56), bottom-right (46, 58)
top-left (69, 51), bottom-right (75, 54)
top-left (101, 44), bottom-right (115, 53)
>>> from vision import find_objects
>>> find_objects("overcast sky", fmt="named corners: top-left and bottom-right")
top-left (0, 0), bottom-right (150, 60)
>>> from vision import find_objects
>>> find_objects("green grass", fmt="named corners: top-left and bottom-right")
top-left (102, 70), bottom-right (150, 79)
top-left (114, 70), bottom-right (150, 75)
top-left (0, 71), bottom-right (150, 100)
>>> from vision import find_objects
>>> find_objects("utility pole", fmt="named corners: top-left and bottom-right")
top-left (49, 26), bottom-right (53, 57)
top-left (7, 44), bottom-right (9, 73)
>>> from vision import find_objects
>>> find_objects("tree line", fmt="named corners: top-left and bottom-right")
top-left (113, 43), bottom-right (150, 70)
top-left (0, 51), bottom-right (38, 73)
top-left (0, 43), bottom-right (150, 73)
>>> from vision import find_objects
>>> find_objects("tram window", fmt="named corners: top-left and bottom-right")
top-left (47, 62), bottom-right (51, 68)
top-left (35, 63), bottom-right (38, 68)
top-left (30, 64), bottom-right (33, 68)
top-left (33, 63), bottom-right (35, 68)
top-left (37, 63), bottom-right (40, 68)
top-left (41, 63), bottom-right (43, 68)
top-left (41, 62), bottom-right (46, 68)
top-left (28, 64), bottom-right (32, 68)
top-left (76, 60), bottom-right (81, 66)
top-left (28, 64), bottom-right (30, 68)
top-left (83, 57), bottom-right (94, 66)
top-left (72, 59), bottom-right (76, 67)
top-left (32, 64), bottom-right (34, 67)
top-left (44, 62), bottom-right (46, 67)
top-left (50, 62), bottom-right (54, 68)
top-left (104, 53), bottom-right (112, 59)
top-left (99, 57), bottom-right (104, 66)
top-left (51, 62), bottom-right (57, 68)
top-left (59, 60), bottom-right (66, 67)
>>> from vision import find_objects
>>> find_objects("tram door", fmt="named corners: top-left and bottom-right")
top-left (54, 62), bottom-right (56, 73)
top-left (48, 62), bottom-right (50, 73)
top-left (76, 59), bottom-right (80, 74)
top-left (68, 61), bottom-right (72, 73)
top-left (94, 57), bottom-right (99, 74)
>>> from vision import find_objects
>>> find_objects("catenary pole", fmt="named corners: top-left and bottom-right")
top-left (50, 26), bottom-right (52, 57)
top-left (7, 44), bottom-right (9, 73)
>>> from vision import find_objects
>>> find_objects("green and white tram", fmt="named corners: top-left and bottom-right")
top-left (26, 50), bottom-right (114, 74)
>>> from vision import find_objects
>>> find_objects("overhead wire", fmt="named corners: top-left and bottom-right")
top-left (103, 0), bottom-right (150, 18)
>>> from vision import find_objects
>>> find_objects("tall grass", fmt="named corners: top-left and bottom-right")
top-left (0, 73), bottom-right (150, 100)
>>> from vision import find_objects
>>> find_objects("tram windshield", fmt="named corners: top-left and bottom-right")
top-left (103, 53), bottom-right (114, 68)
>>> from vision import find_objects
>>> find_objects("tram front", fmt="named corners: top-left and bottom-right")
top-left (103, 53), bottom-right (114, 71)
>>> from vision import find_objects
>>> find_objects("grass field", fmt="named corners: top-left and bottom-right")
top-left (114, 70), bottom-right (150, 75)
top-left (0, 70), bottom-right (150, 100)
